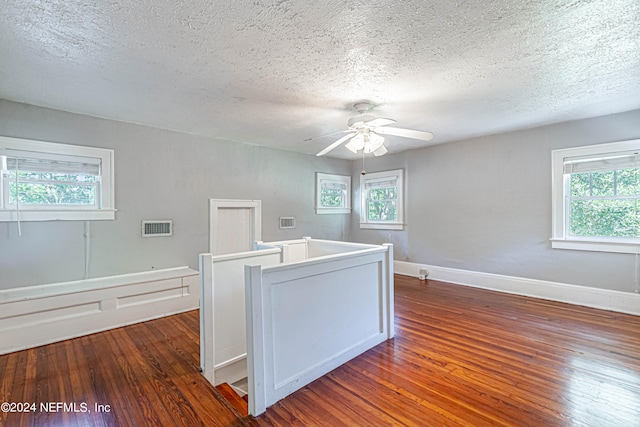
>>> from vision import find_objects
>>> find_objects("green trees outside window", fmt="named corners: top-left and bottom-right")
top-left (569, 168), bottom-right (640, 238)
top-left (367, 187), bottom-right (398, 222)
top-left (8, 170), bottom-right (97, 206)
top-left (320, 187), bottom-right (345, 208)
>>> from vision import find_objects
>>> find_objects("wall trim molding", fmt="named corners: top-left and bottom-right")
top-left (0, 267), bottom-right (199, 355)
top-left (395, 261), bottom-right (640, 316)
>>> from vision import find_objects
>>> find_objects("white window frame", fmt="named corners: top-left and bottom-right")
top-left (360, 169), bottom-right (404, 230)
top-left (0, 136), bottom-right (115, 221)
top-left (551, 139), bottom-right (640, 254)
top-left (315, 173), bottom-right (351, 214)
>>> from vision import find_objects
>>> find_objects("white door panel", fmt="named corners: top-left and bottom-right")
top-left (209, 200), bottom-right (261, 255)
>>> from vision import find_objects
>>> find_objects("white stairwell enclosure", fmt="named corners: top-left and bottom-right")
top-left (199, 237), bottom-right (394, 416)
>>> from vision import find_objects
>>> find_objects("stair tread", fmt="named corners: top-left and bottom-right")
top-left (216, 382), bottom-right (248, 416)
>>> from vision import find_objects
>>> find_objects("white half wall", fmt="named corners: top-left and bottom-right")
top-left (0, 267), bottom-right (199, 355)
top-left (395, 261), bottom-right (640, 316)
top-left (199, 249), bottom-right (282, 387)
top-left (245, 244), bottom-right (394, 416)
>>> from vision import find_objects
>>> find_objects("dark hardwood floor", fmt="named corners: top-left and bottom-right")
top-left (1, 275), bottom-right (639, 426)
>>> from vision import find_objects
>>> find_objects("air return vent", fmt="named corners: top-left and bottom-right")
top-left (279, 217), bottom-right (296, 229)
top-left (142, 220), bottom-right (173, 237)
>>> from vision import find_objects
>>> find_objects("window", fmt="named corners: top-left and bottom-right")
top-left (0, 136), bottom-right (115, 221)
top-left (316, 173), bottom-right (351, 214)
top-left (551, 139), bottom-right (640, 253)
top-left (360, 169), bottom-right (404, 230)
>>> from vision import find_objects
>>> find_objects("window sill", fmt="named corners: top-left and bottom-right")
top-left (316, 207), bottom-right (351, 215)
top-left (0, 209), bottom-right (116, 222)
top-left (360, 222), bottom-right (404, 231)
top-left (550, 238), bottom-right (640, 254)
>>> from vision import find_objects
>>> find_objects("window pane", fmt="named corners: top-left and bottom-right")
top-left (368, 200), bottom-right (397, 221)
top-left (369, 187), bottom-right (396, 201)
top-left (617, 168), bottom-right (640, 196)
top-left (360, 169), bottom-right (403, 228)
top-left (320, 188), bottom-right (344, 208)
top-left (590, 171), bottom-right (615, 196)
top-left (570, 199), bottom-right (640, 238)
top-left (10, 182), bottom-right (96, 205)
top-left (570, 173), bottom-right (591, 197)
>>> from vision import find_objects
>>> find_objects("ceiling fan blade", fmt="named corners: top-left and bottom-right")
top-left (316, 132), bottom-right (356, 156)
top-left (374, 126), bottom-right (434, 141)
top-left (303, 129), bottom-right (350, 142)
top-left (365, 118), bottom-right (396, 127)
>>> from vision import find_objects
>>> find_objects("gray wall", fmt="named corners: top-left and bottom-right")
top-left (4, 98), bottom-right (639, 294)
top-left (0, 99), bottom-right (351, 289)
top-left (351, 109), bottom-right (640, 293)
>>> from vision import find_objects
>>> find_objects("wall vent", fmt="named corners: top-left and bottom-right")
top-left (142, 220), bottom-right (173, 237)
top-left (279, 217), bottom-right (296, 229)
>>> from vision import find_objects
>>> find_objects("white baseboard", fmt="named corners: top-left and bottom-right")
top-left (395, 261), bottom-right (640, 316)
top-left (0, 267), bottom-right (199, 355)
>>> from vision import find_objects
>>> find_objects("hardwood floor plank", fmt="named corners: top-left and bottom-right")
top-left (334, 360), bottom-right (492, 427)
top-left (1, 275), bottom-right (639, 426)
top-left (292, 381), bottom-right (392, 427)
top-left (296, 374), bottom-right (414, 427)
top-left (0, 352), bottom-right (17, 426)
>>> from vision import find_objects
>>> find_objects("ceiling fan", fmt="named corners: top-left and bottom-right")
top-left (315, 102), bottom-right (434, 157)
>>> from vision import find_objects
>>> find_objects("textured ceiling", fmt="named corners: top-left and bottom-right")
top-left (1, 0), bottom-right (639, 158)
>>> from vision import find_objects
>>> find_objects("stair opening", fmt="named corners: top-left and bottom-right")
top-left (215, 378), bottom-right (248, 416)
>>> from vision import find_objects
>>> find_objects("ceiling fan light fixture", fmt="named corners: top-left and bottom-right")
top-left (345, 133), bottom-right (365, 153)
top-left (369, 131), bottom-right (384, 148)
top-left (373, 145), bottom-right (388, 156)
top-left (362, 131), bottom-right (385, 154)
top-left (345, 141), bottom-right (358, 154)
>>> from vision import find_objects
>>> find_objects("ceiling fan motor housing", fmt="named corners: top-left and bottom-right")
top-left (353, 102), bottom-right (373, 114)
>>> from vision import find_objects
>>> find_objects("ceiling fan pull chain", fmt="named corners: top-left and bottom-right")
top-left (361, 150), bottom-right (366, 175)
